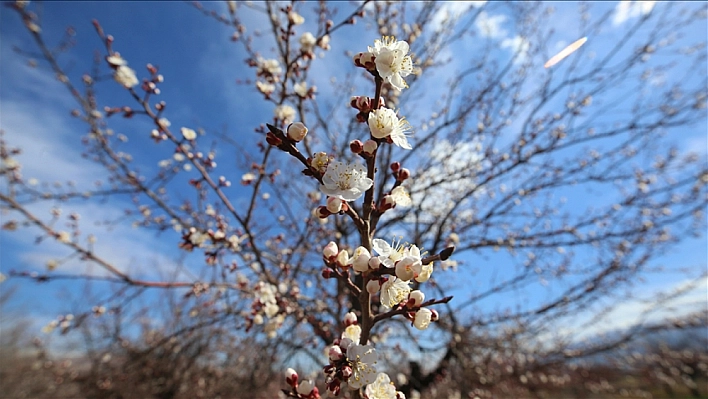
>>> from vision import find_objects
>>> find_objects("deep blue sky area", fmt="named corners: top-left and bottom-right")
top-left (1, 1), bottom-right (706, 351)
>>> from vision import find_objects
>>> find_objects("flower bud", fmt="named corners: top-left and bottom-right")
top-left (363, 140), bottom-right (378, 155)
top-left (343, 311), bottom-right (358, 326)
top-left (430, 309), bottom-right (439, 322)
top-left (353, 52), bottom-right (375, 69)
top-left (390, 162), bottom-right (401, 173)
top-left (350, 140), bottom-right (364, 154)
top-left (398, 168), bottom-right (410, 181)
top-left (316, 206), bottom-right (330, 219)
top-left (323, 241), bottom-right (338, 260)
top-left (339, 337), bottom-right (353, 350)
top-left (322, 268), bottom-right (334, 279)
top-left (368, 256), bottom-right (381, 270)
top-left (336, 250), bottom-right (350, 268)
top-left (287, 122), bottom-right (308, 142)
top-left (356, 96), bottom-right (370, 110)
top-left (352, 247), bottom-right (371, 273)
top-left (340, 365), bottom-right (353, 378)
top-left (380, 195), bottom-right (395, 211)
top-left (413, 308), bottom-right (432, 330)
top-left (285, 367), bottom-right (298, 387)
top-left (328, 380), bottom-right (341, 396)
top-left (326, 197), bottom-right (343, 213)
top-left (297, 379), bottom-right (315, 396)
top-left (366, 279), bottom-right (380, 294)
top-left (329, 345), bottom-right (344, 361)
top-left (395, 257), bottom-right (417, 281)
top-left (409, 290), bottom-right (425, 307)
top-left (266, 131), bottom-right (282, 146)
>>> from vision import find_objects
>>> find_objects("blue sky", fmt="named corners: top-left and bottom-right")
top-left (1, 1), bottom-right (706, 356)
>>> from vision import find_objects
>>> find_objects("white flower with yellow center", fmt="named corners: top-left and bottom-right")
top-left (342, 324), bottom-right (361, 344)
top-left (368, 36), bottom-right (413, 90)
top-left (346, 343), bottom-right (378, 390)
top-left (368, 108), bottom-right (412, 150)
top-left (311, 152), bottom-right (330, 174)
top-left (372, 238), bottom-right (406, 268)
top-left (380, 277), bottom-right (411, 309)
top-left (391, 186), bottom-right (412, 207)
top-left (320, 161), bottom-right (373, 202)
top-left (365, 373), bottom-right (399, 399)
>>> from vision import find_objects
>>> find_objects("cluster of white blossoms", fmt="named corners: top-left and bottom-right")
top-left (251, 281), bottom-right (284, 338)
top-left (273, 104), bottom-right (297, 125)
top-left (353, 37), bottom-right (415, 150)
top-left (106, 54), bottom-right (139, 88)
top-left (292, 312), bottom-right (405, 398)
top-left (275, 35), bottom-right (443, 399)
top-left (323, 239), bottom-right (438, 330)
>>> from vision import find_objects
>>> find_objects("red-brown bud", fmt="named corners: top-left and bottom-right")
top-left (398, 168), bottom-right (410, 181)
top-left (266, 132), bottom-right (282, 146)
top-left (350, 140), bottom-right (363, 154)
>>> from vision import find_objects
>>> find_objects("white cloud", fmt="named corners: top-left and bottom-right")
top-left (431, 2), bottom-right (486, 33)
top-left (612, 1), bottom-right (656, 26)
top-left (501, 35), bottom-right (531, 65)
top-left (538, 275), bottom-right (708, 345)
top-left (0, 48), bottom-right (187, 281)
top-left (476, 11), bottom-right (507, 39)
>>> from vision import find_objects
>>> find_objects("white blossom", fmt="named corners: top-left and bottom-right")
top-left (300, 32), bottom-right (317, 53)
top-left (181, 127), bottom-right (197, 141)
top-left (274, 104), bottom-right (296, 123)
top-left (372, 238), bottom-right (405, 268)
top-left (311, 152), bottom-right (330, 173)
top-left (368, 36), bottom-right (413, 90)
top-left (380, 277), bottom-right (411, 308)
top-left (257, 57), bottom-right (282, 77)
top-left (365, 373), bottom-right (398, 399)
top-left (294, 81), bottom-right (308, 97)
top-left (114, 65), bottom-right (138, 88)
top-left (346, 343), bottom-right (378, 390)
top-left (368, 108), bottom-right (412, 150)
top-left (318, 34), bottom-right (330, 50)
top-left (288, 11), bottom-right (305, 25)
top-left (415, 262), bottom-right (434, 283)
top-left (342, 324), bottom-right (361, 344)
top-left (256, 81), bottom-right (275, 95)
top-left (391, 186), bottom-right (412, 207)
top-left (106, 54), bottom-right (128, 67)
top-left (320, 161), bottom-right (373, 202)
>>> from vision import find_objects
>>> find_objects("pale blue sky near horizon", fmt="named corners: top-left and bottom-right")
top-left (0, 1), bottom-right (706, 354)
